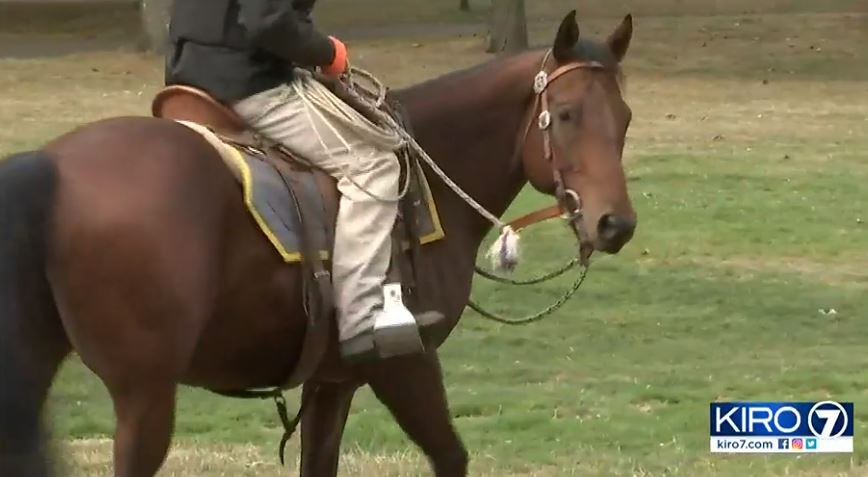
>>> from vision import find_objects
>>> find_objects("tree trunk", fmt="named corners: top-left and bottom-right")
top-left (486, 0), bottom-right (527, 54)
top-left (459, 0), bottom-right (470, 11)
top-left (140, 0), bottom-right (172, 53)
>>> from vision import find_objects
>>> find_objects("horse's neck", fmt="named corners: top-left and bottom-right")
top-left (394, 51), bottom-right (543, 318)
top-left (398, 51), bottom-right (542, 248)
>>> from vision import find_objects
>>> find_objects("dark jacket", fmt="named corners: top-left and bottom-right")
top-left (165, 0), bottom-right (336, 104)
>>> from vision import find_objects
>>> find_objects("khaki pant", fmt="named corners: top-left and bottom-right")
top-left (233, 72), bottom-right (402, 342)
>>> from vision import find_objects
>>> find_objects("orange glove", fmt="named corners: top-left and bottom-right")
top-left (322, 36), bottom-right (348, 76)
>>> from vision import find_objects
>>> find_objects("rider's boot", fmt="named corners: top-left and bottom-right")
top-left (339, 283), bottom-right (445, 363)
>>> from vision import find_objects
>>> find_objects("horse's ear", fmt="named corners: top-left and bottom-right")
top-left (553, 10), bottom-right (580, 62)
top-left (607, 14), bottom-right (633, 62)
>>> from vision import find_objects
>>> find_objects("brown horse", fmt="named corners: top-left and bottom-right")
top-left (0, 11), bottom-right (635, 477)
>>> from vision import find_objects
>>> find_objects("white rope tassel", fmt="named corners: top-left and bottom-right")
top-left (486, 226), bottom-right (521, 272)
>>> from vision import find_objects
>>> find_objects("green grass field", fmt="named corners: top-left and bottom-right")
top-left (1, 2), bottom-right (867, 476)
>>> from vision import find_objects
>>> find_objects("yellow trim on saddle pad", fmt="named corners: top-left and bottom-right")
top-left (175, 120), bottom-right (310, 262)
top-left (225, 144), bottom-right (318, 263)
top-left (414, 160), bottom-right (446, 245)
top-left (174, 120), bottom-right (445, 263)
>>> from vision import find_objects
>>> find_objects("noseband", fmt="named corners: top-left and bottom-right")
top-left (515, 50), bottom-right (606, 258)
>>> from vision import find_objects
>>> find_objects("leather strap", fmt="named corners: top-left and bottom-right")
top-left (313, 172), bottom-right (338, 249)
top-left (384, 95), bottom-right (423, 301)
top-left (265, 153), bottom-right (333, 389)
top-left (401, 162), bottom-right (424, 296)
top-left (505, 204), bottom-right (561, 232)
top-left (386, 224), bottom-right (405, 284)
top-left (514, 57), bottom-right (604, 221)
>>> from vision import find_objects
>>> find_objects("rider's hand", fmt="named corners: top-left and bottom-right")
top-left (322, 36), bottom-right (348, 76)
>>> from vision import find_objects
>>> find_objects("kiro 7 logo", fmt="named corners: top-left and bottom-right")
top-left (807, 401), bottom-right (849, 437)
top-left (711, 401), bottom-right (853, 438)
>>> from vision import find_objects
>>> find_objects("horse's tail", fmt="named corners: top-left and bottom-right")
top-left (0, 151), bottom-right (66, 477)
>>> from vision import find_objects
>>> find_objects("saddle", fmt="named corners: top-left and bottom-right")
top-left (151, 80), bottom-right (431, 389)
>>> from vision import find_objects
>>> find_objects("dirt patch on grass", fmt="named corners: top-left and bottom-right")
top-left (2, 1), bottom-right (864, 61)
top-left (1, 16), bottom-right (865, 174)
top-left (687, 255), bottom-right (868, 288)
top-left (0, 2), bottom-right (144, 57)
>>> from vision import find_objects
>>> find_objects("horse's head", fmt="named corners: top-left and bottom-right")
top-left (520, 11), bottom-right (636, 261)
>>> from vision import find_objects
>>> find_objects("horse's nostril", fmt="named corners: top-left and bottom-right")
top-left (597, 214), bottom-right (636, 243)
top-left (598, 214), bottom-right (615, 235)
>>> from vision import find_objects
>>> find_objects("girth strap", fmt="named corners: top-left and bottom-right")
top-left (264, 153), bottom-right (334, 389)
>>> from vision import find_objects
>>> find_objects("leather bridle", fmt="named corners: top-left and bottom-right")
top-left (514, 50), bottom-right (607, 262)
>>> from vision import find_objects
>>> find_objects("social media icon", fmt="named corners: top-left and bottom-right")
top-left (806, 438), bottom-right (817, 450)
top-left (777, 438), bottom-right (789, 449)
top-left (792, 438), bottom-right (804, 450)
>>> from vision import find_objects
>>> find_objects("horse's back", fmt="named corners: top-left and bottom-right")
top-left (43, 115), bottom-right (310, 391)
top-left (46, 116), bottom-right (233, 301)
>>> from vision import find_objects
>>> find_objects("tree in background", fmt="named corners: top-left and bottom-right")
top-left (460, 0), bottom-right (470, 11)
top-left (486, 0), bottom-right (527, 53)
top-left (140, 0), bottom-right (171, 53)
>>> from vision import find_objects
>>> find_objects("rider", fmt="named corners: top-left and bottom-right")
top-left (164, 0), bottom-right (443, 363)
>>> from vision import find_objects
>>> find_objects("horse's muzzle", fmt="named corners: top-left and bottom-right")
top-left (596, 213), bottom-right (636, 253)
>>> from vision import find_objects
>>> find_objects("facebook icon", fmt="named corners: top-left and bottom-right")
top-left (778, 438), bottom-right (789, 450)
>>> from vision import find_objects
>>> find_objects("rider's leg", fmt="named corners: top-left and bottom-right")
top-left (330, 147), bottom-right (401, 355)
top-left (232, 77), bottom-right (441, 361)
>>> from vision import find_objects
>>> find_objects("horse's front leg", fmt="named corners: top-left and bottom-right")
top-left (363, 352), bottom-right (468, 477)
top-left (299, 380), bottom-right (358, 477)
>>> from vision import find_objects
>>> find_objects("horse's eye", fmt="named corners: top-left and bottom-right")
top-left (557, 106), bottom-right (580, 123)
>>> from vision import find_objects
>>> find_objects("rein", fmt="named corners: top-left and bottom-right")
top-left (469, 51), bottom-right (608, 325)
top-left (468, 266), bottom-right (588, 325)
